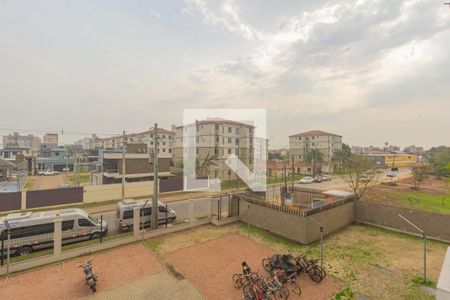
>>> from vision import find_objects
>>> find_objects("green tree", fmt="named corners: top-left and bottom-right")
top-left (332, 143), bottom-right (352, 173)
top-left (425, 146), bottom-right (450, 177)
top-left (306, 148), bottom-right (324, 176)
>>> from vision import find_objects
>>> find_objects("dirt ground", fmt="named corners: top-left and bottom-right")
top-left (0, 243), bottom-right (164, 299)
top-left (28, 174), bottom-right (68, 190)
top-left (365, 175), bottom-right (449, 206)
top-left (167, 234), bottom-right (340, 300)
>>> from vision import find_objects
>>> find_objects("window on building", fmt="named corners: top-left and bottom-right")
top-left (169, 149), bottom-right (172, 153)
top-left (236, 128), bottom-right (239, 134)
top-left (196, 148), bottom-right (199, 154)
top-left (228, 148), bottom-right (231, 154)
top-left (228, 138), bottom-right (232, 143)
top-left (228, 127), bottom-right (232, 133)
top-left (235, 139), bottom-right (239, 145)
top-left (215, 124), bottom-right (219, 130)
top-left (214, 147), bottom-right (219, 154)
top-left (163, 149), bottom-right (166, 152)
top-left (215, 136), bottom-right (219, 143)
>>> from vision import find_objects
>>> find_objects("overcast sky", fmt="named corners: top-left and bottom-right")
top-left (0, 0), bottom-right (449, 149)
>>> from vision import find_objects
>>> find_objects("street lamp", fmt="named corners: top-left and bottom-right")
top-left (399, 214), bottom-right (427, 283)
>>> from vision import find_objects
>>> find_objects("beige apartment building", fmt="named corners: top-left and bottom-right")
top-left (91, 128), bottom-right (175, 155)
top-left (289, 130), bottom-right (342, 163)
top-left (43, 133), bottom-right (58, 145)
top-left (173, 118), bottom-right (257, 180)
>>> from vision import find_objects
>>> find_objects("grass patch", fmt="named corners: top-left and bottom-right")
top-left (394, 191), bottom-right (450, 214)
top-left (412, 276), bottom-right (436, 288)
top-left (195, 215), bottom-right (209, 220)
top-left (334, 287), bottom-right (354, 300)
top-left (24, 179), bottom-right (34, 190)
top-left (8, 249), bottom-right (53, 264)
top-left (68, 173), bottom-right (90, 184)
top-left (143, 239), bottom-right (163, 254)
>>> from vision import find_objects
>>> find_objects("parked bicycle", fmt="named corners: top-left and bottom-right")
top-left (294, 255), bottom-right (326, 283)
top-left (233, 261), bottom-right (261, 289)
top-left (272, 269), bottom-right (301, 296)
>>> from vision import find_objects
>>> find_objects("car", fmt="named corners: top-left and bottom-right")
top-left (38, 170), bottom-right (59, 176)
top-left (313, 176), bottom-right (323, 183)
top-left (386, 171), bottom-right (397, 177)
top-left (361, 173), bottom-right (373, 182)
top-left (321, 174), bottom-right (332, 181)
top-left (299, 176), bottom-right (314, 184)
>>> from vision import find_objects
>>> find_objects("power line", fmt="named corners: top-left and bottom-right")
top-left (0, 127), bottom-right (121, 137)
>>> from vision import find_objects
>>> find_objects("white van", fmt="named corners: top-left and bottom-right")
top-left (0, 208), bottom-right (107, 256)
top-left (116, 199), bottom-right (177, 232)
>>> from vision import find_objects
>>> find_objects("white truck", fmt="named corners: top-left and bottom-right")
top-left (116, 199), bottom-right (177, 232)
top-left (0, 208), bottom-right (107, 256)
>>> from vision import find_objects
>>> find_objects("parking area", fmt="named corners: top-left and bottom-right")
top-left (0, 243), bottom-right (165, 299)
top-left (167, 234), bottom-right (340, 299)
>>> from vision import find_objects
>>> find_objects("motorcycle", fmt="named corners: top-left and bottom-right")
top-left (79, 261), bottom-right (98, 292)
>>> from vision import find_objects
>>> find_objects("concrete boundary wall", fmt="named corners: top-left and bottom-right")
top-left (437, 247), bottom-right (450, 300)
top-left (355, 201), bottom-right (450, 242)
top-left (239, 197), bottom-right (354, 244)
top-left (83, 181), bottom-right (154, 203)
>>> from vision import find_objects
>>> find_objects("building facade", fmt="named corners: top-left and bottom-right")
top-left (101, 143), bottom-right (171, 184)
top-left (2, 132), bottom-right (41, 149)
top-left (89, 128), bottom-right (175, 156)
top-left (173, 118), bottom-right (256, 180)
top-left (289, 130), bottom-right (342, 163)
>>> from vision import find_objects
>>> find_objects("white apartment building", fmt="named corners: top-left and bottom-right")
top-left (173, 118), bottom-right (256, 179)
top-left (90, 128), bottom-right (175, 156)
top-left (289, 130), bottom-right (342, 163)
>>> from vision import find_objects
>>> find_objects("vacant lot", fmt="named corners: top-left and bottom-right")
top-left (0, 243), bottom-right (164, 299)
top-left (145, 223), bottom-right (447, 300)
top-left (366, 176), bottom-right (450, 214)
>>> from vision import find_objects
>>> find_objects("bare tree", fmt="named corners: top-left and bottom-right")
top-left (412, 162), bottom-right (428, 190)
top-left (343, 155), bottom-right (379, 200)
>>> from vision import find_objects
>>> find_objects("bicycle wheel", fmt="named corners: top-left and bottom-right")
top-left (262, 258), bottom-right (271, 272)
top-left (308, 266), bottom-right (323, 283)
top-left (290, 281), bottom-right (301, 295)
top-left (233, 273), bottom-right (243, 289)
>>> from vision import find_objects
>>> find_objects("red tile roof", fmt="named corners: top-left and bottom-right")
top-left (289, 130), bottom-right (341, 138)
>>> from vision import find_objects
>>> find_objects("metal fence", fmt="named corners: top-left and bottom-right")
top-left (0, 195), bottom-right (238, 269)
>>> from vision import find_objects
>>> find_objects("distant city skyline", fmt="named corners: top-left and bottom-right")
top-left (1, 1), bottom-right (449, 149)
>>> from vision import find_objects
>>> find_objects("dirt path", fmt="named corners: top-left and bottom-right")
top-left (167, 234), bottom-right (340, 299)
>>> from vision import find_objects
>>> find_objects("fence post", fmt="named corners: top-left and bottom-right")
top-left (53, 216), bottom-right (62, 256)
top-left (133, 207), bottom-right (140, 238)
top-left (21, 190), bottom-right (27, 210)
top-left (165, 203), bottom-right (168, 228)
top-left (228, 194), bottom-right (231, 217)
top-left (1, 235), bottom-right (3, 266)
top-left (189, 200), bottom-right (194, 223)
top-left (100, 215), bottom-right (103, 243)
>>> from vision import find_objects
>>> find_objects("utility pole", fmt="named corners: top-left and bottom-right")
top-left (152, 124), bottom-right (159, 230)
top-left (291, 155), bottom-right (295, 192)
top-left (121, 131), bottom-right (126, 201)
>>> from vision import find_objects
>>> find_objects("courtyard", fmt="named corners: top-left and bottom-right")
top-left (0, 222), bottom-right (447, 299)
